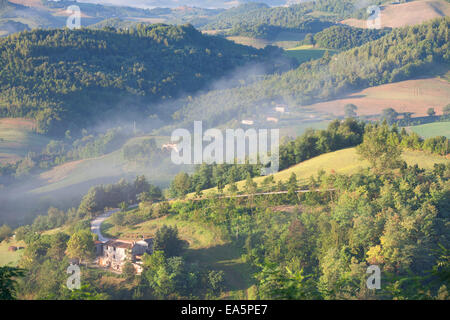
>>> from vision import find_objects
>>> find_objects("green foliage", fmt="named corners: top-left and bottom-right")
top-left (357, 122), bottom-right (402, 171)
top-left (311, 25), bottom-right (391, 50)
top-left (0, 224), bottom-right (12, 241)
top-left (279, 118), bottom-right (365, 170)
top-left (66, 230), bottom-right (95, 263)
top-left (0, 25), bottom-right (268, 134)
top-left (153, 225), bottom-right (186, 257)
top-left (0, 266), bottom-right (25, 300)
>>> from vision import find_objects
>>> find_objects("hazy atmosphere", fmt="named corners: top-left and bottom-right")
top-left (0, 0), bottom-right (449, 309)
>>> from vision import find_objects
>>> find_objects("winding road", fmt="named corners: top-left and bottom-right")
top-left (90, 208), bottom-right (119, 242)
top-left (90, 204), bottom-right (139, 242)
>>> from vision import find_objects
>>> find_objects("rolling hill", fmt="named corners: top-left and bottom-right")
top-left (173, 18), bottom-right (450, 130)
top-left (190, 147), bottom-right (449, 197)
top-left (0, 24), bottom-right (278, 135)
top-left (0, 118), bottom-right (49, 164)
top-left (305, 76), bottom-right (450, 118)
top-left (342, 0), bottom-right (450, 29)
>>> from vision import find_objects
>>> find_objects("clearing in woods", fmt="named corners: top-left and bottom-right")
top-left (0, 118), bottom-right (49, 164)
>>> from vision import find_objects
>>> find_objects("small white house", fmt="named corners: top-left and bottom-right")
top-left (241, 120), bottom-right (254, 125)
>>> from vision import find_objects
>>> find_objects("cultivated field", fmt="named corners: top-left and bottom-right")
top-left (306, 77), bottom-right (450, 118)
top-left (342, 0), bottom-right (450, 29)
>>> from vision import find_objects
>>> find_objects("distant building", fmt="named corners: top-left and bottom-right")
top-left (162, 143), bottom-right (179, 152)
top-left (275, 105), bottom-right (288, 113)
top-left (266, 117), bottom-right (279, 123)
top-left (97, 238), bottom-right (153, 274)
top-left (241, 120), bottom-right (254, 125)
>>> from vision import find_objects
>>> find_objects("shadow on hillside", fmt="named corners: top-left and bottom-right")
top-left (185, 243), bottom-right (255, 293)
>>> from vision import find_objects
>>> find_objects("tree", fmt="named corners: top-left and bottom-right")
top-left (119, 201), bottom-right (128, 212)
top-left (0, 224), bottom-right (12, 242)
top-left (443, 104), bottom-right (450, 116)
top-left (357, 123), bottom-right (402, 171)
top-left (344, 104), bottom-right (358, 118)
top-left (170, 172), bottom-right (191, 198)
top-left (244, 172), bottom-right (257, 194)
top-left (427, 108), bottom-right (436, 117)
top-left (208, 270), bottom-right (225, 295)
top-left (122, 261), bottom-right (136, 281)
top-left (381, 108), bottom-right (398, 124)
top-left (66, 230), bottom-right (95, 264)
top-left (47, 232), bottom-right (70, 261)
top-left (0, 266), bottom-right (25, 300)
top-left (153, 225), bottom-right (185, 257)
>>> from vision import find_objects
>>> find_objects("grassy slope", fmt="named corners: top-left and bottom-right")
top-left (0, 118), bottom-right (49, 164)
top-left (30, 135), bottom-right (172, 195)
top-left (101, 212), bottom-right (253, 298)
top-left (408, 121), bottom-right (450, 138)
top-left (190, 147), bottom-right (449, 197)
top-left (284, 44), bottom-right (338, 64)
top-left (0, 239), bottom-right (25, 266)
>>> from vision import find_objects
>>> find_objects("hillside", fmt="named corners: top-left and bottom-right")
top-left (342, 0), bottom-right (450, 29)
top-left (190, 147), bottom-right (449, 197)
top-left (0, 24), bottom-right (277, 135)
top-left (0, 118), bottom-right (49, 164)
top-left (173, 18), bottom-right (450, 129)
top-left (306, 76), bottom-right (450, 118)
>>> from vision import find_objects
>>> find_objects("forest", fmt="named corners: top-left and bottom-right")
top-left (0, 23), bottom-right (285, 135)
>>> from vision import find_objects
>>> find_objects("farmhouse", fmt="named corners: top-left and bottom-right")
top-left (97, 238), bottom-right (153, 274)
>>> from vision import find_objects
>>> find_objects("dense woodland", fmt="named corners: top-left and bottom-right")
top-left (304, 25), bottom-right (392, 50)
top-left (0, 24), bottom-right (285, 135)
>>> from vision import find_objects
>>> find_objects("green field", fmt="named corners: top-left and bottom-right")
top-left (408, 121), bottom-right (450, 139)
top-left (0, 118), bottom-right (50, 164)
top-left (284, 45), bottom-right (338, 64)
top-left (189, 147), bottom-right (449, 197)
top-left (0, 239), bottom-right (25, 266)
